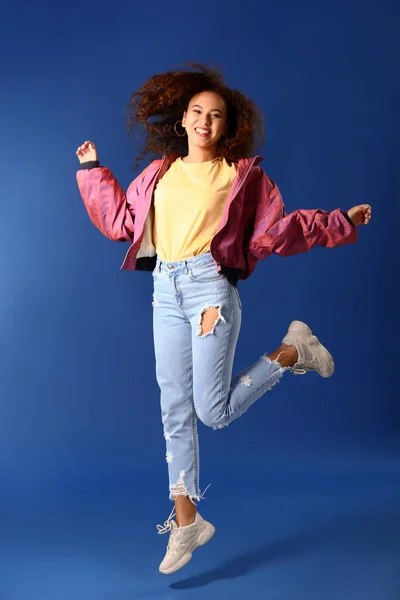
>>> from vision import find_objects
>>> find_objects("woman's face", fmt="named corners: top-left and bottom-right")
top-left (182, 91), bottom-right (227, 152)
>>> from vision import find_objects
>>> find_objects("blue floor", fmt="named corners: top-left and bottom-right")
top-left (2, 453), bottom-right (399, 600)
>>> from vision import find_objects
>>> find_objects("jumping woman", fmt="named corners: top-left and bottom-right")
top-left (76, 64), bottom-right (371, 575)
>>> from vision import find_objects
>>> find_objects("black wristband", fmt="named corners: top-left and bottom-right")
top-left (78, 160), bottom-right (100, 170)
top-left (341, 210), bottom-right (354, 226)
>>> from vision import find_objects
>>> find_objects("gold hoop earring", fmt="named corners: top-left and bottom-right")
top-left (174, 120), bottom-right (187, 138)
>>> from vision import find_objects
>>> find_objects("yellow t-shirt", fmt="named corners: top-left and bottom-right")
top-left (153, 157), bottom-right (237, 262)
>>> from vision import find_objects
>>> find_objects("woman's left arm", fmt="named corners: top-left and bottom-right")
top-left (248, 170), bottom-right (370, 260)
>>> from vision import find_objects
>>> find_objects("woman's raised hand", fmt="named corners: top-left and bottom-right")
top-left (76, 141), bottom-right (98, 164)
top-left (347, 204), bottom-right (372, 227)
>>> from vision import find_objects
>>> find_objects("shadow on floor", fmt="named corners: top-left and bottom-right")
top-left (170, 502), bottom-right (399, 590)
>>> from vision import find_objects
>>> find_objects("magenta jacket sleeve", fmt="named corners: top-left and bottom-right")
top-left (249, 170), bottom-right (358, 259)
top-left (76, 166), bottom-right (137, 242)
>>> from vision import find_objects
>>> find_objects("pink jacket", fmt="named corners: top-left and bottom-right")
top-left (76, 154), bottom-right (358, 281)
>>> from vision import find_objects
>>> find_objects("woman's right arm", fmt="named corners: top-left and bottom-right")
top-left (76, 140), bottom-right (136, 242)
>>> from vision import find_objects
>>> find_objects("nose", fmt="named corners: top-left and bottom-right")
top-left (204, 114), bottom-right (212, 126)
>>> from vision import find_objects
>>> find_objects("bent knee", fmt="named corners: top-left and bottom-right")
top-left (197, 408), bottom-right (226, 430)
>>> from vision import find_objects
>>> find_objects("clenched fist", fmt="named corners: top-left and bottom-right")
top-left (347, 204), bottom-right (372, 227)
top-left (76, 140), bottom-right (98, 164)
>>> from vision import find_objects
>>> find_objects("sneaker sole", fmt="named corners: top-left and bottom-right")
top-left (286, 320), bottom-right (334, 378)
top-left (159, 522), bottom-right (216, 575)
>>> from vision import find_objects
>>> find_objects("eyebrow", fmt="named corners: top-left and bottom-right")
top-left (192, 104), bottom-right (223, 113)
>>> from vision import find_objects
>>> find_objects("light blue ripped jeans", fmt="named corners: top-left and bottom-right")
top-left (152, 252), bottom-right (286, 501)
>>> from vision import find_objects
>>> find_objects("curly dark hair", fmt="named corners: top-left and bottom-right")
top-left (125, 63), bottom-right (264, 166)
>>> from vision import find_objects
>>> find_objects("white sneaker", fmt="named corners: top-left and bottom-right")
top-left (157, 508), bottom-right (215, 575)
top-left (282, 320), bottom-right (334, 378)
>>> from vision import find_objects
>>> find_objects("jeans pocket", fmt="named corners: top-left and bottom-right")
top-left (188, 264), bottom-right (226, 283)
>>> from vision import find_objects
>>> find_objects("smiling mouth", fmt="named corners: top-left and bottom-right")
top-left (195, 128), bottom-right (211, 136)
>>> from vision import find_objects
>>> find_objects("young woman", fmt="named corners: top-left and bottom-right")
top-left (76, 64), bottom-right (371, 575)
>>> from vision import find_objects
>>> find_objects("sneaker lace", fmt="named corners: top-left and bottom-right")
top-left (291, 357), bottom-right (321, 374)
top-left (290, 365), bottom-right (307, 375)
top-left (157, 507), bottom-right (185, 554)
top-left (157, 506), bottom-right (176, 535)
top-left (291, 336), bottom-right (321, 375)
top-left (167, 528), bottom-right (184, 553)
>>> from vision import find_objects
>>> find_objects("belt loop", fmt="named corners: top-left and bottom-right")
top-left (184, 260), bottom-right (188, 274)
top-left (158, 259), bottom-right (162, 273)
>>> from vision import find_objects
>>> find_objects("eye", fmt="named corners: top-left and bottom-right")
top-left (193, 109), bottom-right (201, 114)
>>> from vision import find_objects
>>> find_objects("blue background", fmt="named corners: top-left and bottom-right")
top-left (0, 0), bottom-right (399, 598)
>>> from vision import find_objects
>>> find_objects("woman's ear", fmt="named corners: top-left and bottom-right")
top-left (182, 111), bottom-right (187, 127)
